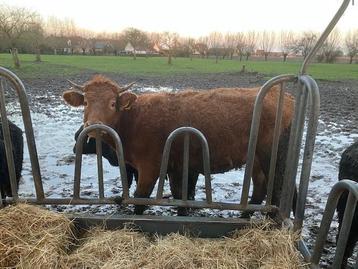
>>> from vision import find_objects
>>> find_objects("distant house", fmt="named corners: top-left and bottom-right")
top-left (124, 42), bottom-right (147, 55)
top-left (94, 41), bottom-right (113, 54)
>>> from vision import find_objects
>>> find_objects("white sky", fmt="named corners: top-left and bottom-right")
top-left (3, 0), bottom-right (358, 37)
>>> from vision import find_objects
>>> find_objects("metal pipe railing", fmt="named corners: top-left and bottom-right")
top-left (0, 67), bottom-right (44, 200)
top-left (310, 180), bottom-right (358, 268)
top-left (73, 124), bottom-right (129, 200)
top-left (156, 127), bottom-right (212, 203)
top-left (240, 74), bottom-right (297, 206)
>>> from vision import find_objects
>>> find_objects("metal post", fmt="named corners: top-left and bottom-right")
top-left (0, 79), bottom-right (18, 199)
top-left (182, 133), bottom-right (190, 201)
top-left (294, 76), bottom-right (320, 231)
top-left (266, 83), bottom-right (285, 205)
top-left (95, 130), bottom-right (104, 199)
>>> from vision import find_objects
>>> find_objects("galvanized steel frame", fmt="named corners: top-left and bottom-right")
top-left (0, 0), bottom-right (354, 267)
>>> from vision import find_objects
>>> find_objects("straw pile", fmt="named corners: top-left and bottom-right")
top-left (64, 222), bottom-right (307, 269)
top-left (0, 204), bottom-right (308, 269)
top-left (0, 203), bottom-right (73, 268)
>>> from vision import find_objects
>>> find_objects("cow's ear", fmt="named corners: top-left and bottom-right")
top-left (117, 92), bottom-right (137, 111)
top-left (63, 90), bottom-right (84, 107)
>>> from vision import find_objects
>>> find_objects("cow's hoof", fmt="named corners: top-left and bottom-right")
top-left (177, 207), bottom-right (190, 216)
top-left (134, 205), bottom-right (146, 215)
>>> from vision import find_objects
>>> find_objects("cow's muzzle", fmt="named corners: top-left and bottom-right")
top-left (84, 121), bottom-right (104, 138)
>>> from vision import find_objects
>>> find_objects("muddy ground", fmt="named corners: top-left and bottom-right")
top-left (3, 71), bottom-right (358, 267)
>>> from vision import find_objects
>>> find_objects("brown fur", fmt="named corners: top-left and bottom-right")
top-left (63, 76), bottom-right (294, 215)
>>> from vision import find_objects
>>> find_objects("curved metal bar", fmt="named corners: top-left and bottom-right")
top-left (73, 124), bottom-right (128, 199)
top-left (310, 180), bottom-right (358, 268)
top-left (241, 74), bottom-right (297, 206)
top-left (300, 0), bottom-right (352, 74)
top-left (156, 127), bottom-right (212, 203)
top-left (294, 75), bottom-right (320, 231)
top-left (0, 67), bottom-right (44, 200)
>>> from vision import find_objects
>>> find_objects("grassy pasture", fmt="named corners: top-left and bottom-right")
top-left (0, 53), bottom-right (357, 80)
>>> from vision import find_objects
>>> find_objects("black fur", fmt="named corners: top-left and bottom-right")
top-left (0, 120), bottom-right (23, 200)
top-left (73, 125), bottom-right (138, 187)
top-left (337, 141), bottom-right (358, 268)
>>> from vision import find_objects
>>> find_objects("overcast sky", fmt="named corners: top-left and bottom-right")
top-left (3, 0), bottom-right (357, 36)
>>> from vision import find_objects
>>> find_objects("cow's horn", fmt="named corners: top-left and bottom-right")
top-left (67, 79), bottom-right (84, 91)
top-left (119, 82), bottom-right (135, 93)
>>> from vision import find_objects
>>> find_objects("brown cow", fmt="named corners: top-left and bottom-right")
top-left (63, 75), bottom-right (294, 215)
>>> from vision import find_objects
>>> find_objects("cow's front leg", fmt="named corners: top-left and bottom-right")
top-left (133, 162), bottom-right (160, 215)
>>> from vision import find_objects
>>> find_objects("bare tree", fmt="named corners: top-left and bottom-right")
top-left (345, 29), bottom-right (358, 64)
top-left (292, 31), bottom-right (318, 58)
top-left (259, 31), bottom-right (276, 61)
top-left (159, 31), bottom-right (179, 64)
top-left (0, 4), bottom-right (40, 67)
top-left (234, 32), bottom-right (245, 61)
top-left (317, 29), bottom-right (341, 63)
top-left (208, 32), bottom-right (223, 63)
top-left (196, 36), bottom-right (209, 58)
top-left (223, 33), bottom-right (237, 60)
top-left (179, 37), bottom-right (196, 60)
top-left (279, 31), bottom-right (295, 62)
top-left (123, 28), bottom-right (148, 60)
top-left (243, 31), bottom-right (256, 61)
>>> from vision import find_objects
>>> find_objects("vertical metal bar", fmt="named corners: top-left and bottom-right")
top-left (156, 138), bottom-right (172, 200)
top-left (0, 67), bottom-right (44, 200)
top-left (95, 130), bottom-right (104, 199)
top-left (294, 76), bottom-right (320, 231)
top-left (279, 85), bottom-right (306, 218)
top-left (266, 83), bottom-right (285, 205)
top-left (332, 192), bottom-right (357, 268)
top-left (73, 133), bottom-right (85, 199)
top-left (203, 146), bottom-right (212, 203)
top-left (0, 79), bottom-right (18, 199)
top-left (286, 85), bottom-right (308, 216)
top-left (181, 133), bottom-right (190, 201)
top-left (241, 99), bottom-right (263, 205)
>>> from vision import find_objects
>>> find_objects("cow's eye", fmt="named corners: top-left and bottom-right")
top-left (83, 101), bottom-right (88, 106)
top-left (111, 101), bottom-right (116, 108)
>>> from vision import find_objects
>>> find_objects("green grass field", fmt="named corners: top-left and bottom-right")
top-left (0, 53), bottom-right (357, 80)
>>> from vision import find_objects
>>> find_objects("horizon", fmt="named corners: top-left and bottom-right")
top-left (2, 0), bottom-right (357, 37)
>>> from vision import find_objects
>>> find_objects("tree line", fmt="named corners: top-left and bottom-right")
top-left (0, 3), bottom-right (357, 68)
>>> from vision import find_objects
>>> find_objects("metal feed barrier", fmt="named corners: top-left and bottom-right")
top-left (0, 0), bottom-right (355, 267)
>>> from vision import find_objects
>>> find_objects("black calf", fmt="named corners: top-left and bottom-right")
top-left (337, 141), bottom-right (358, 268)
top-left (0, 120), bottom-right (23, 200)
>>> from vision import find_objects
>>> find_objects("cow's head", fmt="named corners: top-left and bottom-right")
top-left (63, 75), bottom-right (136, 136)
